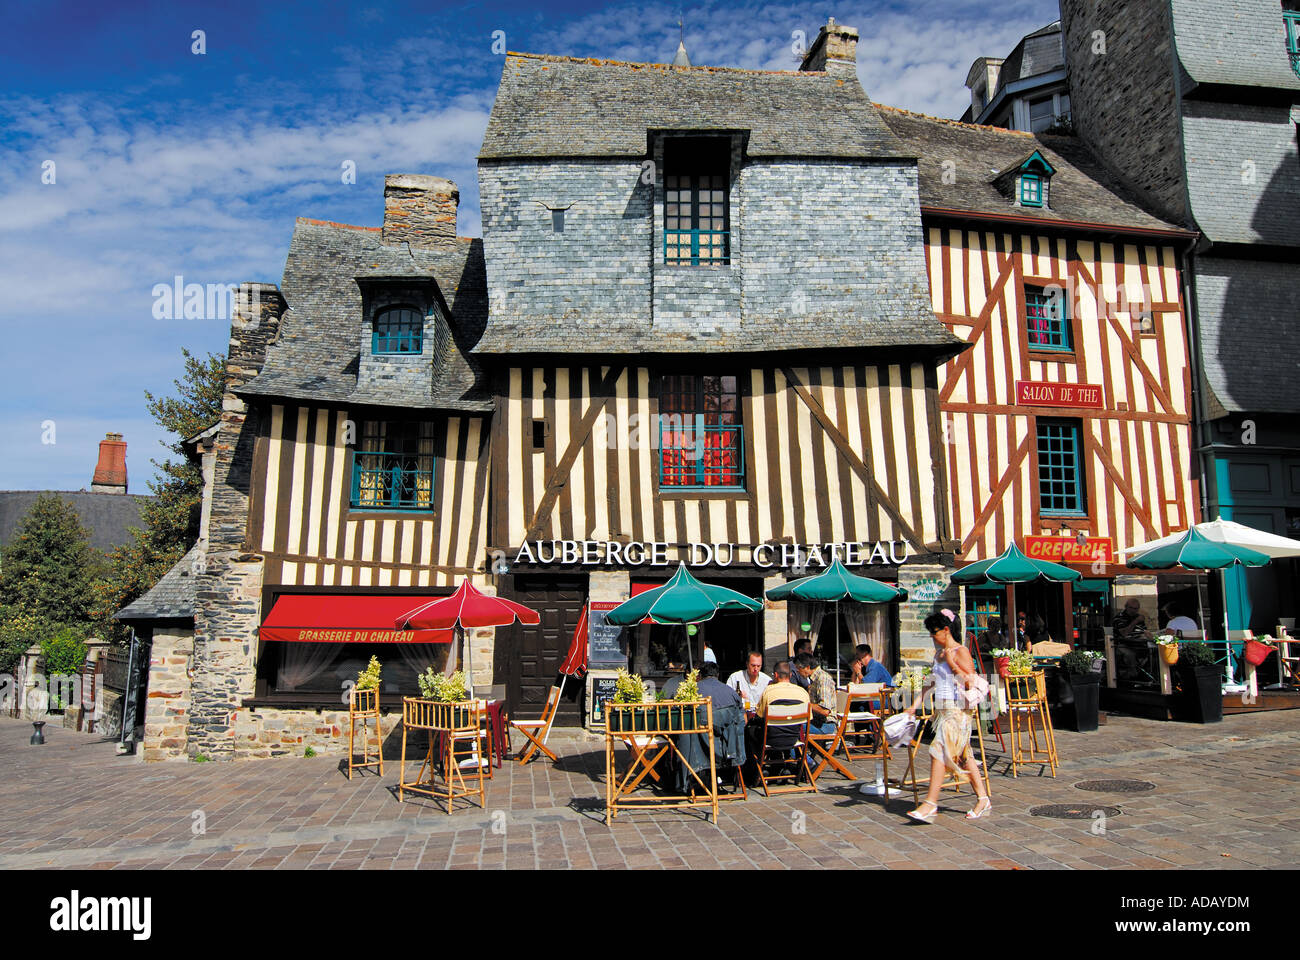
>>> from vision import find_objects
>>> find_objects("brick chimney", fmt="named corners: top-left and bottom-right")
top-left (382, 174), bottom-right (459, 248)
top-left (91, 432), bottom-right (127, 494)
top-left (799, 17), bottom-right (859, 77)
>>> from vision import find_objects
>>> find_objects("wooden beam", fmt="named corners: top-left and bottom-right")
top-left (960, 434), bottom-right (1033, 557)
top-left (523, 364), bottom-right (625, 542)
top-left (780, 366), bottom-right (928, 551)
top-left (1088, 428), bottom-right (1157, 539)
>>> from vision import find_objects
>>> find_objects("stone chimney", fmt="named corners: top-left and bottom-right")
top-left (799, 17), bottom-right (859, 77)
top-left (91, 432), bottom-right (127, 494)
top-left (382, 174), bottom-right (459, 248)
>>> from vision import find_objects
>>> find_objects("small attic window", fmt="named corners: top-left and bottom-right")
top-left (1020, 173), bottom-right (1043, 207)
top-left (1285, 6), bottom-right (1300, 79)
top-left (373, 305), bottom-right (423, 355)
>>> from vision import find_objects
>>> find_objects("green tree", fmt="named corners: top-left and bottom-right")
top-left (0, 494), bottom-right (103, 623)
top-left (95, 349), bottom-right (226, 639)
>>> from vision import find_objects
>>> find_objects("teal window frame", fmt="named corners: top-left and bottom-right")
top-left (372, 306), bottom-right (424, 355)
top-left (1037, 419), bottom-right (1087, 517)
top-left (664, 165), bottom-right (730, 265)
top-left (350, 421), bottom-right (435, 511)
top-left (1025, 285), bottom-right (1072, 352)
top-left (1020, 172), bottom-right (1043, 207)
top-left (1286, 11), bottom-right (1300, 79)
top-left (657, 374), bottom-right (744, 489)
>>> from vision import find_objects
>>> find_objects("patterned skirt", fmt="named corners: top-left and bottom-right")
top-left (928, 703), bottom-right (973, 781)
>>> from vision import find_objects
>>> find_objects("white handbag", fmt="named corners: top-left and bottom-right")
top-left (883, 712), bottom-right (918, 747)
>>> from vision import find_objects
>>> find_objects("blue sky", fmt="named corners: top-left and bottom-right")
top-left (0, 0), bottom-right (1059, 493)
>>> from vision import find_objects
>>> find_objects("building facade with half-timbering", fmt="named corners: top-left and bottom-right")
top-left (879, 106), bottom-right (1200, 659)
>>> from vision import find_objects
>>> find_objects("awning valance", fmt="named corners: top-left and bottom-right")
top-left (261, 594), bottom-right (453, 644)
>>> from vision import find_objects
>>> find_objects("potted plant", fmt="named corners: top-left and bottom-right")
top-left (665, 668), bottom-right (704, 729)
top-left (1173, 641), bottom-right (1222, 724)
top-left (990, 647), bottom-right (1014, 678)
top-left (607, 668), bottom-right (648, 732)
top-left (418, 668), bottom-right (471, 725)
top-left (1155, 634), bottom-right (1179, 666)
top-left (1007, 650), bottom-right (1035, 676)
top-left (1243, 635), bottom-right (1276, 667)
top-left (1060, 650), bottom-right (1103, 732)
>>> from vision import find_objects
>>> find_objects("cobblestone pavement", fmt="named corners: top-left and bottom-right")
top-left (2, 711), bottom-right (1297, 870)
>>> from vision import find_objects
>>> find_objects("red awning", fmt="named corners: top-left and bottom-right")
top-left (261, 595), bottom-right (454, 644)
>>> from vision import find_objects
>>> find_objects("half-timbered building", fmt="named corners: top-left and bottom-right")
top-left (879, 106), bottom-right (1201, 648)
top-left (475, 23), bottom-right (967, 719)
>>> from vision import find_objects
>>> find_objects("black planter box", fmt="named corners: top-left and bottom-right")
top-left (1067, 672), bottom-right (1101, 732)
top-left (1174, 664), bottom-right (1223, 724)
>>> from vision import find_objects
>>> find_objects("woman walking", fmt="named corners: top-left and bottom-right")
top-left (904, 609), bottom-right (992, 822)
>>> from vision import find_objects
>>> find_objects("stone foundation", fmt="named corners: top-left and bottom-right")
top-left (142, 628), bottom-right (195, 761)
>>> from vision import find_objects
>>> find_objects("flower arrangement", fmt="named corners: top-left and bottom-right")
top-left (673, 668), bottom-right (700, 703)
top-left (1155, 634), bottom-right (1178, 645)
top-left (1061, 649), bottom-right (1104, 676)
top-left (418, 668), bottom-right (469, 702)
top-left (356, 655), bottom-right (382, 691)
top-left (892, 665), bottom-right (931, 693)
top-left (989, 648), bottom-right (1015, 658)
top-left (1007, 650), bottom-right (1035, 675)
top-left (613, 668), bottom-right (648, 704)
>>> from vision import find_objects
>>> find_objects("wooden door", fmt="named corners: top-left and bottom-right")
top-left (497, 574), bottom-right (588, 726)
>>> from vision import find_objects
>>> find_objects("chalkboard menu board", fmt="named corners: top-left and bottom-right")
top-left (587, 601), bottom-right (628, 667)
top-left (588, 672), bottom-right (620, 727)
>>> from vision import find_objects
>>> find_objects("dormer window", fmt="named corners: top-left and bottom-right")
top-left (663, 137), bottom-right (730, 266)
top-left (996, 150), bottom-right (1055, 211)
top-left (372, 305), bottom-right (423, 354)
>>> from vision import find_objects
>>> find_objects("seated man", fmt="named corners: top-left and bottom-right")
top-left (697, 661), bottom-right (741, 711)
top-left (727, 651), bottom-right (772, 711)
top-left (744, 661), bottom-right (810, 783)
top-left (794, 652), bottom-right (838, 735)
top-left (849, 644), bottom-right (893, 686)
top-left (790, 638), bottom-right (813, 689)
top-left (1161, 604), bottom-right (1199, 636)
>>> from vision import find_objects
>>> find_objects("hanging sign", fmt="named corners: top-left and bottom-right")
top-left (1015, 380), bottom-right (1104, 409)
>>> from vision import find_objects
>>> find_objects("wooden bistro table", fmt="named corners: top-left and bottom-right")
top-left (605, 700), bottom-right (718, 824)
top-left (398, 697), bottom-right (488, 814)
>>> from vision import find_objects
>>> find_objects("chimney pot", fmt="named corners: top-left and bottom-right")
top-left (92, 433), bottom-right (128, 495)
top-left (799, 17), bottom-right (859, 77)
top-left (382, 174), bottom-right (459, 248)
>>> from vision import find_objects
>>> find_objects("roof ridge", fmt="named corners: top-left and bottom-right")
top-left (297, 217), bottom-right (381, 232)
top-left (504, 50), bottom-right (814, 77)
top-left (875, 103), bottom-right (1036, 137)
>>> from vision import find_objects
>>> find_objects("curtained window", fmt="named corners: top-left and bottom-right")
top-left (658, 374), bottom-right (743, 489)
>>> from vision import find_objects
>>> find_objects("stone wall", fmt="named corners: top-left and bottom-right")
top-left (1059, 0), bottom-right (1190, 226)
top-left (382, 174), bottom-right (459, 248)
top-left (186, 283), bottom-right (285, 760)
top-left (142, 628), bottom-right (194, 761)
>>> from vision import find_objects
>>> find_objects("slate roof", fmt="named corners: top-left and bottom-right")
top-left (479, 53), bottom-right (913, 160)
top-left (1171, 0), bottom-right (1300, 92)
top-left (992, 20), bottom-right (1065, 96)
top-left (0, 491), bottom-right (149, 554)
top-left (238, 219), bottom-right (493, 412)
top-left (877, 107), bottom-right (1193, 236)
top-left (1194, 256), bottom-right (1300, 415)
top-left (115, 544), bottom-right (201, 623)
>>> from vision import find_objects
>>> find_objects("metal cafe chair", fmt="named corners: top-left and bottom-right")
top-left (756, 701), bottom-right (817, 797)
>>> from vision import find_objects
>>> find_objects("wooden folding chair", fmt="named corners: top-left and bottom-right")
top-left (347, 686), bottom-right (383, 780)
top-left (756, 701), bottom-right (817, 797)
top-left (511, 685), bottom-right (561, 764)
top-left (890, 705), bottom-right (990, 805)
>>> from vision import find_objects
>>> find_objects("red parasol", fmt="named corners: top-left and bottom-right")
top-left (396, 580), bottom-right (541, 684)
top-left (559, 604), bottom-right (589, 680)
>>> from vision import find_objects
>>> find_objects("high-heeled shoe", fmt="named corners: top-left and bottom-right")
top-left (965, 798), bottom-right (993, 820)
top-left (907, 803), bottom-right (939, 823)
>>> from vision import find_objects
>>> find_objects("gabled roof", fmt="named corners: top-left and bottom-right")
top-left (115, 544), bottom-right (201, 623)
top-left (479, 53), bottom-right (913, 160)
top-left (238, 219), bottom-right (492, 412)
top-left (877, 106), bottom-right (1192, 236)
top-left (997, 150), bottom-right (1056, 178)
top-left (993, 20), bottom-right (1065, 96)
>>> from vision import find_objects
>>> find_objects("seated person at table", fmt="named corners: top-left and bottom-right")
top-left (978, 618), bottom-right (1005, 661)
top-left (1113, 598), bottom-right (1151, 642)
top-left (1161, 604), bottom-right (1198, 636)
top-left (791, 639), bottom-right (813, 689)
top-left (744, 662), bottom-right (810, 783)
top-left (697, 661), bottom-right (741, 711)
top-left (728, 651), bottom-right (772, 710)
top-left (849, 644), bottom-right (893, 686)
top-left (794, 652), bottom-right (838, 735)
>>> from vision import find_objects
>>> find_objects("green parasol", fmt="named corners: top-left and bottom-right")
top-left (766, 558), bottom-right (907, 685)
top-left (951, 542), bottom-right (1083, 585)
